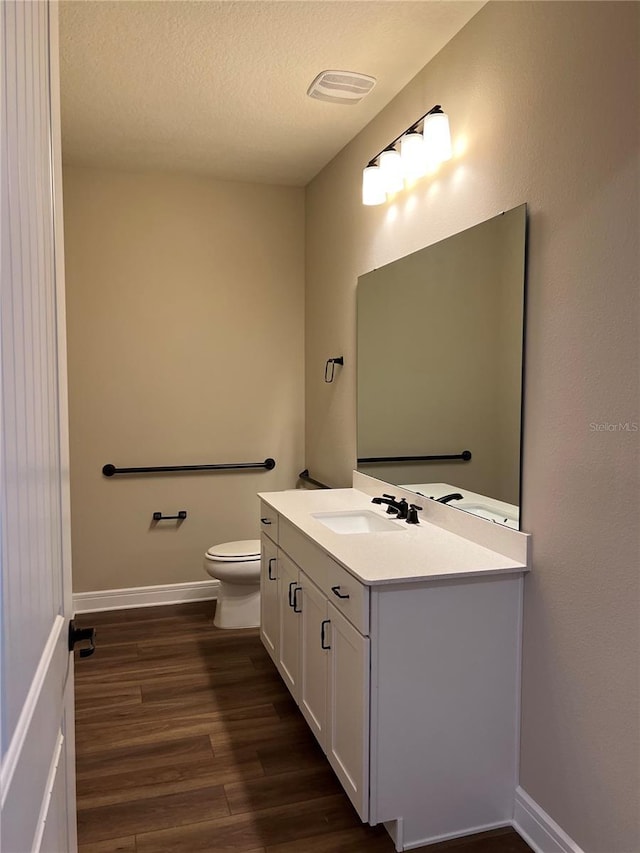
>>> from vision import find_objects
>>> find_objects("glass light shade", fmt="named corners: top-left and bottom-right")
top-left (400, 132), bottom-right (427, 180)
top-left (423, 110), bottom-right (452, 164)
top-left (362, 165), bottom-right (386, 206)
top-left (378, 148), bottom-right (404, 194)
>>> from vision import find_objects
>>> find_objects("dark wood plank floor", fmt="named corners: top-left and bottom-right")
top-left (75, 602), bottom-right (531, 853)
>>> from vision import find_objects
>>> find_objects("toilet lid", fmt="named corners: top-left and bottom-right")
top-left (206, 539), bottom-right (261, 561)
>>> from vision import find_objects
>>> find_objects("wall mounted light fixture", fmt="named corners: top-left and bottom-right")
top-left (362, 104), bottom-right (452, 206)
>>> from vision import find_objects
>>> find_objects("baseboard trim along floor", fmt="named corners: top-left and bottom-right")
top-left (513, 787), bottom-right (584, 853)
top-left (73, 580), bottom-right (219, 614)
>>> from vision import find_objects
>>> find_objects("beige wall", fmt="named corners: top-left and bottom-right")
top-left (64, 167), bottom-right (304, 592)
top-left (305, 3), bottom-right (639, 852)
top-left (495, 205), bottom-right (527, 504)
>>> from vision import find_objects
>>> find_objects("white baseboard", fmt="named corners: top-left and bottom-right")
top-left (73, 580), bottom-right (219, 614)
top-left (513, 787), bottom-right (584, 853)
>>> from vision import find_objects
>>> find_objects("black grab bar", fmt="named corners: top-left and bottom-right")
top-left (357, 451), bottom-right (472, 464)
top-left (102, 458), bottom-right (276, 477)
top-left (298, 469), bottom-right (331, 489)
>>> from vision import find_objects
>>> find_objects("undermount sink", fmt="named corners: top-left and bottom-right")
top-left (458, 503), bottom-right (519, 528)
top-left (311, 510), bottom-right (403, 535)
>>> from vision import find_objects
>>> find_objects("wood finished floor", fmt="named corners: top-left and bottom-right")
top-left (74, 602), bottom-right (532, 853)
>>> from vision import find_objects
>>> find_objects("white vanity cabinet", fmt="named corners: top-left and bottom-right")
top-left (258, 491), bottom-right (528, 852)
top-left (259, 506), bottom-right (370, 820)
top-left (298, 573), bottom-right (370, 820)
top-left (259, 532), bottom-right (278, 664)
top-left (299, 573), bottom-right (328, 742)
top-left (259, 528), bottom-right (302, 702)
top-left (325, 601), bottom-right (370, 819)
top-left (276, 551), bottom-right (301, 699)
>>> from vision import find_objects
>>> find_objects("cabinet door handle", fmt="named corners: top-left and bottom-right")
top-left (292, 585), bottom-right (302, 613)
top-left (288, 580), bottom-right (297, 607)
top-left (261, 517), bottom-right (272, 525)
top-left (331, 585), bottom-right (350, 600)
top-left (321, 619), bottom-right (331, 650)
top-left (267, 557), bottom-right (276, 580)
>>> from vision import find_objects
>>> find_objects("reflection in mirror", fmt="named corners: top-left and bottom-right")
top-left (357, 204), bottom-right (527, 528)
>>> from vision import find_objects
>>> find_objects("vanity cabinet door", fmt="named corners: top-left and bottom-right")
top-left (259, 502), bottom-right (279, 542)
top-left (326, 603), bottom-right (370, 822)
top-left (260, 534), bottom-right (279, 664)
top-left (300, 572), bottom-right (329, 748)
top-left (277, 551), bottom-right (301, 701)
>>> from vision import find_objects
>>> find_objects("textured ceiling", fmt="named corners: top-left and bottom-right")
top-left (60, 1), bottom-right (484, 186)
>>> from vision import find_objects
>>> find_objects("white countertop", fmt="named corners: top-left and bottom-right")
top-left (258, 488), bottom-right (527, 586)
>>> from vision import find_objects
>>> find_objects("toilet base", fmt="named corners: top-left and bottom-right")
top-left (214, 581), bottom-right (260, 629)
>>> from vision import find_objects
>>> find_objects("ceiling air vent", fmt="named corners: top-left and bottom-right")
top-left (307, 70), bottom-right (376, 105)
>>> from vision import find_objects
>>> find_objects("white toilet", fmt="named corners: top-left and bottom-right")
top-left (203, 539), bottom-right (261, 629)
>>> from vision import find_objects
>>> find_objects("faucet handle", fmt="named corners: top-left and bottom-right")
top-left (393, 498), bottom-right (409, 519)
top-left (382, 493), bottom-right (396, 500)
top-left (406, 504), bottom-right (423, 525)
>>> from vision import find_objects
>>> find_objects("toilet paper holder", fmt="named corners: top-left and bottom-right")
top-left (152, 510), bottom-right (187, 521)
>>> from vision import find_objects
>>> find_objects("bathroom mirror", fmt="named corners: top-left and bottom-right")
top-left (357, 204), bottom-right (526, 528)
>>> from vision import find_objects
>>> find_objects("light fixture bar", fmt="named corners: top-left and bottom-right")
top-left (361, 103), bottom-right (452, 206)
top-left (366, 104), bottom-right (443, 168)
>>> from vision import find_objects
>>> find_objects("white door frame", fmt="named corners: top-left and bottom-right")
top-left (0, 1), bottom-right (77, 850)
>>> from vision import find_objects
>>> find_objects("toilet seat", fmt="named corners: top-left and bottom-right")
top-left (205, 539), bottom-right (260, 562)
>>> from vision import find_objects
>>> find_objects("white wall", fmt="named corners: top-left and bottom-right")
top-left (305, 3), bottom-right (639, 851)
top-left (64, 167), bottom-right (305, 592)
